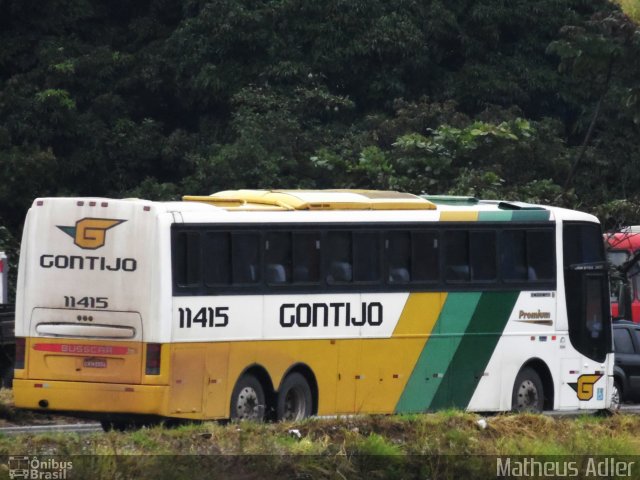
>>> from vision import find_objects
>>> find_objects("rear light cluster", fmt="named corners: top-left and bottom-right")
top-left (145, 343), bottom-right (162, 375)
top-left (15, 338), bottom-right (25, 369)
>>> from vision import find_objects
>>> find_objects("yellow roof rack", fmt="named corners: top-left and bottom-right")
top-left (183, 189), bottom-right (437, 211)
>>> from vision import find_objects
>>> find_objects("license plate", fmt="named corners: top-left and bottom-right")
top-left (83, 358), bottom-right (107, 368)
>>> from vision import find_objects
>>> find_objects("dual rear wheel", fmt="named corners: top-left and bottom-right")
top-left (230, 372), bottom-right (312, 421)
top-left (512, 367), bottom-right (544, 412)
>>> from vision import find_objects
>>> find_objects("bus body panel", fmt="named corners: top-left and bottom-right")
top-left (13, 195), bottom-right (613, 418)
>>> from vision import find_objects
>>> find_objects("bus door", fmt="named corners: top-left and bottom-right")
top-left (563, 222), bottom-right (612, 408)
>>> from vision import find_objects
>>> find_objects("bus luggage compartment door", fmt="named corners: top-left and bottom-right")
top-left (27, 308), bottom-right (144, 384)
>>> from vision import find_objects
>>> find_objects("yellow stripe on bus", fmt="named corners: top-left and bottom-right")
top-left (439, 211), bottom-right (479, 221)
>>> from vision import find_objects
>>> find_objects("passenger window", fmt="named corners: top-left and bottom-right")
top-left (265, 232), bottom-right (291, 284)
top-left (232, 233), bottom-right (260, 284)
top-left (614, 328), bottom-right (634, 354)
top-left (412, 231), bottom-right (439, 282)
top-left (527, 230), bottom-right (555, 280)
top-left (326, 232), bottom-right (352, 283)
top-left (354, 232), bottom-right (380, 282)
top-left (444, 230), bottom-right (469, 282)
top-left (502, 230), bottom-right (527, 281)
top-left (174, 231), bottom-right (201, 287)
top-left (293, 232), bottom-right (321, 283)
top-left (204, 232), bottom-right (231, 285)
top-left (387, 231), bottom-right (410, 284)
top-left (470, 231), bottom-right (496, 281)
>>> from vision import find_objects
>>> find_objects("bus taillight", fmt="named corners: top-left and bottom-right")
top-left (145, 343), bottom-right (161, 375)
top-left (15, 338), bottom-right (25, 369)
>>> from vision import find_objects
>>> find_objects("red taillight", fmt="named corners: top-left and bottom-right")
top-left (15, 338), bottom-right (25, 369)
top-left (145, 343), bottom-right (161, 375)
top-left (0, 259), bottom-right (4, 272)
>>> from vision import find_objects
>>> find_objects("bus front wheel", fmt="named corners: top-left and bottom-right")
top-left (512, 367), bottom-right (544, 413)
top-left (231, 374), bottom-right (266, 421)
top-left (277, 372), bottom-right (312, 421)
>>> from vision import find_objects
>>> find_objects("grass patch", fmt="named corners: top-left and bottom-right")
top-left (1, 411), bottom-right (640, 478)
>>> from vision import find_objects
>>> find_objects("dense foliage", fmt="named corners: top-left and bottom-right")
top-left (1, 0), bottom-right (639, 264)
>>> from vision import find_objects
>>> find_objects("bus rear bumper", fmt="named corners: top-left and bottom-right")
top-left (13, 379), bottom-right (169, 416)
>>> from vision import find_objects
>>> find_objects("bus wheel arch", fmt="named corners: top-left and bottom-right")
top-left (277, 364), bottom-right (318, 420)
top-left (230, 364), bottom-right (276, 421)
top-left (512, 359), bottom-right (554, 412)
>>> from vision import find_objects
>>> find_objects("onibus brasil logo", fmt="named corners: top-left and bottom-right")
top-left (57, 218), bottom-right (125, 250)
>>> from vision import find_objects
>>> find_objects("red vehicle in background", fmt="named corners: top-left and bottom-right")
top-left (605, 227), bottom-right (640, 322)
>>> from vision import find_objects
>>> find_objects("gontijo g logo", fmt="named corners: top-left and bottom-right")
top-left (57, 218), bottom-right (125, 250)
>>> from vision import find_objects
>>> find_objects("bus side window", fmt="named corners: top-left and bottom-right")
top-left (232, 233), bottom-right (260, 284)
top-left (444, 230), bottom-right (470, 282)
top-left (175, 231), bottom-right (202, 287)
top-left (470, 231), bottom-right (497, 281)
top-left (265, 232), bottom-right (292, 284)
top-left (354, 232), bottom-right (380, 282)
top-left (501, 230), bottom-right (527, 281)
top-left (204, 232), bottom-right (231, 286)
top-left (326, 232), bottom-right (352, 283)
top-left (386, 231), bottom-right (410, 284)
top-left (527, 230), bottom-right (555, 280)
top-left (293, 232), bottom-right (321, 283)
top-left (412, 231), bottom-right (439, 282)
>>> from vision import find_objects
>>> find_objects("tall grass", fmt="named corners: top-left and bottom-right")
top-left (1, 412), bottom-right (640, 479)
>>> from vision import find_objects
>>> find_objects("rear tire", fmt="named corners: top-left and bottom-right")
top-left (277, 372), bottom-right (312, 421)
top-left (230, 374), bottom-right (266, 421)
top-left (512, 367), bottom-right (544, 412)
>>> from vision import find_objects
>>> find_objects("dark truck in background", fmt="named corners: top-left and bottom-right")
top-left (0, 251), bottom-right (15, 387)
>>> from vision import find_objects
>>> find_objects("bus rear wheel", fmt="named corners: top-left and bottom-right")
top-left (512, 367), bottom-right (544, 413)
top-left (277, 373), bottom-right (312, 421)
top-left (231, 374), bottom-right (266, 421)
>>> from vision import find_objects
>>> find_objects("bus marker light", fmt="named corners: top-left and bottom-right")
top-left (77, 201), bottom-right (84, 206)
top-left (89, 201), bottom-right (96, 207)
top-left (36, 200), bottom-right (44, 206)
top-left (124, 387), bottom-right (134, 392)
top-left (34, 384), bottom-right (48, 388)
top-left (530, 336), bottom-right (535, 341)
top-left (539, 336), bottom-right (547, 342)
top-left (552, 336), bottom-right (557, 341)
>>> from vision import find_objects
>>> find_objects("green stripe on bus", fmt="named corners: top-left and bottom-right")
top-left (429, 291), bottom-right (520, 410)
top-left (510, 210), bottom-right (550, 221)
top-left (478, 211), bottom-right (513, 221)
top-left (395, 292), bottom-right (480, 413)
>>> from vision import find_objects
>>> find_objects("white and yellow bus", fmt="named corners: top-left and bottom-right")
top-left (13, 190), bottom-right (613, 425)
